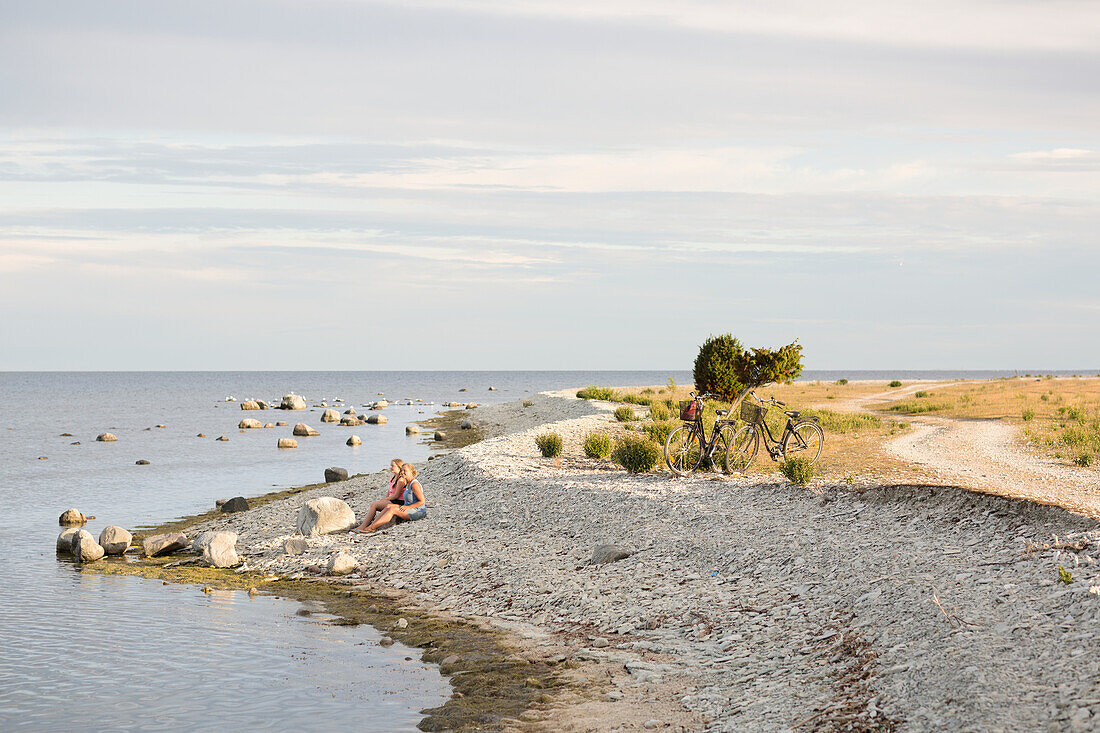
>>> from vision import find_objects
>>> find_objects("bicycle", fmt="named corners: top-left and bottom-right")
top-left (725, 391), bottom-right (824, 473)
top-left (663, 392), bottom-right (740, 476)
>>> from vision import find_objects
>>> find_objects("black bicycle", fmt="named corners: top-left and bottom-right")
top-left (663, 392), bottom-right (739, 476)
top-left (725, 391), bottom-right (824, 473)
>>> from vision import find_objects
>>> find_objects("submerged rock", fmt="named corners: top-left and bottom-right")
top-left (343, 408), bottom-right (357, 415)
top-left (346, 435), bottom-right (362, 446)
top-left (58, 508), bottom-right (86, 525)
top-left (135, 459), bottom-right (150, 465)
top-left (292, 423), bottom-right (319, 437)
top-left (320, 409), bottom-right (340, 423)
top-left (339, 416), bottom-right (361, 426)
top-left (371, 400), bottom-right (388, 410)
top-left (142, 532), bottom-right (189, 557)
top-left (220, 496), bottom-right (249, 513)
top-left (324, 467), bottom-right (349, 483)
top-left (295, 497), bottom-right (355, 536)
top-left (239, 418), bottom-right (262, 429)
top-left (98, 526), bottom-right (132, 555)
top-left (96, 433), bottom-right (117, 442)
top-left (71, 530), bottom-right (105, 563)
top-left (434, 431), bottom-right (446, 441)
top-left (460, 420), bottom-right (473, 430)
top-left (275, 421), bottom-right (288, 427)
top-left (240, 400), bottom-right (262, 410)
top-left (366, 415), bottom-right (387, 425)
top-left (278, 438), bottom-right (298, 449)
top-left (406, 425), bottom-right (421, 435)
top-left (215, 436), bottom-right (229, 441)
top-left (279, 393), bottom-right (308, 410)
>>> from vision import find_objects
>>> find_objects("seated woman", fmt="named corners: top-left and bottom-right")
top-left (362, 462), bottom-right (426, 532)
top-left (351, 459), bottom-right (406, 532)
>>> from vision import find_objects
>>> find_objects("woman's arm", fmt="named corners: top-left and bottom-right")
top-left (386, 477), bottom-right (407, 500)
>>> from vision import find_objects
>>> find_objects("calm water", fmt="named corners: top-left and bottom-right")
top-left (0, 371), bottom-right (689, 731)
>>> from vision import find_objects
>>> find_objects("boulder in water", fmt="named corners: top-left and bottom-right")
top-left (71, 530), bottom-right (105, 563)
top-left (278, 438), bottom-right (298, 449)
top-left (57, 527), bottom-right (80, 552)
top-left (58, 508), bottom-right (86, 525)
top-left (280, 393), bottom-right (308, 410)
top-left (275, 421), bottom-right (288, 427)
top-left (98, 526), bottom-right (132, 555)
top-left (96, 432), bottom-right (117, 442)
top-left (343, 408), bottom-right (357, 415)
top-left (434, 431), bottom-right (446, 441)
top-left (320, 409), bottom-right (340, 423)
top-left (366, 414), bottom-right (387, 425)
top-left (135, 459), bottom-right (150, 465)
top-left (339, 416), bottom-right (361, 426)
top-left (220, 496), bottom-right (249, 513)
top-left (142, 532), bottom-right (189, 557)
top-left (405, 425), bottom-right (421, 435)
top-left (324, 467), bottom-right (349, 483)
top-left (346, 435), bottom-right (362, 446)
top-left (292, 423), bottom-right (319, 437)
top-left (460, 420), bottom-right (473, 430)
top-left (215, 435), bottom-right (229, 441)
top-left (295, 497), bottom-right (355, 537)
top-left (240, 400), bottom-right (261, 410)
top-left (239, 418), bottom-right (262, 429)
top-left (371, 400), bottom-right (388, 410)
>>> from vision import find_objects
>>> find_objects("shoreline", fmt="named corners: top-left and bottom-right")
top-left (90, 388), bottom-right (1100, 731)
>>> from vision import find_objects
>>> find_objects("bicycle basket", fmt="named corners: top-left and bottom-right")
top-left (740, 400), bottom-right (767, 424)
top-left (679, 400), bottom-right (700, 421)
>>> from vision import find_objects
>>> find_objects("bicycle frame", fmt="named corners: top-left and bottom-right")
top-left (744, 406), bottom-right (796, 459)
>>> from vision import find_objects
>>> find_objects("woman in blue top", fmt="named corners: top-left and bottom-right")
top-left (363, 463), bottom-right (426, 531)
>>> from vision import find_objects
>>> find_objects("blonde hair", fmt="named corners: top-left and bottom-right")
top-left (402, 463), bottom-right (418, 478)
top-left (390, 458), bottom-right (404, 469)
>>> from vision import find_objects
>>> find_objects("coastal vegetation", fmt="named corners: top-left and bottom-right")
top-left (780, 456), bottom-right (814, 486)
top-left (612, 433), bottom-right (662, 474)
top-left (613, 405), bottom-right (637, 422)
top-left (576, 385), bottom-right (615, 400)
top-left (583, 431), bottom-right (613, 459)
top-left (535, 432), bottom-right (563, 458)
top-left (692, 335), bottom-right (804, 401)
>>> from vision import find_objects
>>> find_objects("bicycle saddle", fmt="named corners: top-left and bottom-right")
top-left (784, 410), bottom-right (800, 419)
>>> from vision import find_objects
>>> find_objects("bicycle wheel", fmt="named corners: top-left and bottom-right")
top-left (782, 421), bottom-right (824, 465)
top-left (724, 425), bottom-right (759, 474)
top-left (709, 424), bottom-right (739, 474)
top-left (665, 424), bottom-right (703, 476)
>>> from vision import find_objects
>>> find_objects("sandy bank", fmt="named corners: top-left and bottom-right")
top-left (181, 392), bottom-right (1100, 732)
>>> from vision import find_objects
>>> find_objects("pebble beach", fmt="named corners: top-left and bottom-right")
top-left (172, 391), bottom-right (1100, 732)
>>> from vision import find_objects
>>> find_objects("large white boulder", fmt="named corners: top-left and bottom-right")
top-left (295, 497), bottom-right (356, 537)
top-left (70, 530), bottom-right (105, 563)
top-left (280, 394), bottom-right (308, 410)
top-left (98, 526), bottom-right (132, 555)
top-left (195, 531), bottom-right (240, 568)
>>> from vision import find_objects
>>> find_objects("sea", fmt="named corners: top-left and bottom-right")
top-left (0, 369), bottom-right (1090, 730)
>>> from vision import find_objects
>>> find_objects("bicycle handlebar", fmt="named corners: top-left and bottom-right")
top-left (749, 390), bottom-right (786, 407)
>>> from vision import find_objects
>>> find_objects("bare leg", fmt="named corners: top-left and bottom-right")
top-left (354, 499), bottom-right (391, 531)
top-left (367, 505), bottom-right (410, 532)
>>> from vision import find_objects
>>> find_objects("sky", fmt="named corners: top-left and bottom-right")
top-left (1, 0), bottom-right (1098, 371)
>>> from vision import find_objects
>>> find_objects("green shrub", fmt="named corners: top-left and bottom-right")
top-left (1075, 454), bottom-right (1094, 467)
top-left (641, 388), bottom-right (655, 395)
top-left (649, 402), bottom-right (670, 421)
top-left (620, 393), bottom-right (652, 406)
top-left (1058, 565), bottom-right (1074, 584)
top-left (612, 433), bottom-right (662, 474)
top-left (577, 385), bottom-right (615, 400)
top-left (523, 399), bottom-right (534, 408)
top-left (693, 334), bottom-right (744, 400)
top-left (1041, 394), bottom-right (1050, 402)
top-left (1022, 408), bottom-right (1035, 421)
top-left (835, 378), bottom-right (848, 385)
top-left (583, 431), bottom-right (612, 459)
top-left (614, 405), bottom-right (637, 422)
top-left (642, 420), bottom-right (678, 446)
top-left (888, 400), bottom-right (952, 415)
top-left (534, 432), bottom-right (563, 458)
top-left (780, 456), bottom-right (814, 486)
top-left (888, 380), bottom-right (903, 388)
top-left (914, 390), bottom-right (929, 398)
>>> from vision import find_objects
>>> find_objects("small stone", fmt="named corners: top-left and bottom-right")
top-left (321, 408), bottom-right (340, 423)
top-left (248, 587), bottom-right (259, 595)
top-left (197, 433), bottom-right (206, 438)
top-left (283, 538), bottom-right (308, 555)
top-left (441, 654), bottom-right (460, 666)
top-left (240, 400), bottom-right (261, 410)
top-left (434, 431), bottom-right (446, 441)
top-left (220, 496), bottom-right (249, 513)
top-left (275, 421), bottom-right (288, 427)
top-left (324, 467), bottom-right (349, 483)
top-left (379, 637), bottom-right (394, 647)
top-left (346, 435), bottom-right (362, 446)
top-left (238, 418), bottom-right (262, 429)
top-left (277, 438), bottom-right (298, 449)
top-left (395, 617), bottom-right (409, 629)
top-left (215, 435), bottom-right (229, 441)
top-left (643, 720), bottom-right (660, 729)
top-left (366, 414), bottom-right (388, 424)
top-left (263, 423), bottom-right (274, 428)
top-left (135, 459), bottom-right (150, 465)
top-left (343, 408), bottom-right (356, 415)
top-left (198, 531), bottom-right (240, 567)
top-left (590, 544), bottom-right (634, 565)
top-left (96, 432), bottom-right (117, 442)
top-left (154, 424), bottom-right (166, 429)
top-left (406, 425), bottom-right (421, 435)
top-left (328, 552), bottom-right (357, 575)
top-left (460, 420), bottom-right (473, 430)
top-left (592, 637), bottom-right (610, 648)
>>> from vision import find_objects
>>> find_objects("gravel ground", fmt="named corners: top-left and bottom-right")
top-left (192, 393), bottom-right (1100, 732)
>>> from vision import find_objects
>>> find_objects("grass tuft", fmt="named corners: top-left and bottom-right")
top-left (534, 432), bottom-right (563, 458)
top-left (612, 433), bottom-right (662, 474)
top-left (614, 405), bottom-right (637, 422)
top-left (576, 385), bottom-right (615, 401)
top-left (780, 456), bottom-right (814, 486)
top-left (582, 431), bottom-right (612, 459)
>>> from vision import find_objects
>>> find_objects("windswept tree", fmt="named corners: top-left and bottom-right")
top-left (692, 335), bottom-right (804, 402)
